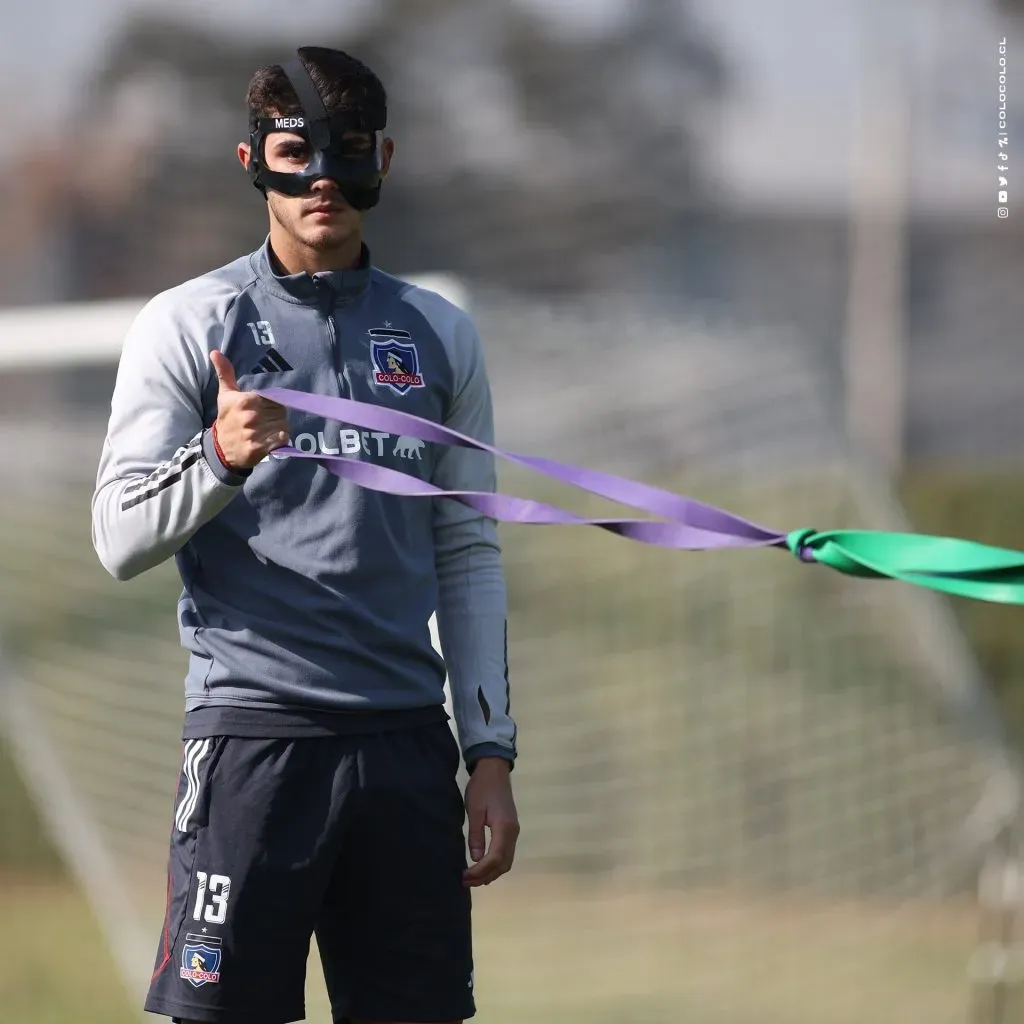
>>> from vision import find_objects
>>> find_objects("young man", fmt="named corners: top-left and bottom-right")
top-left (91, 46), bottom-right (519, 1024)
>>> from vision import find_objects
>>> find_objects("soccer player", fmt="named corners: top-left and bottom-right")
top-left (91, 46), bottom-right (519, 1024)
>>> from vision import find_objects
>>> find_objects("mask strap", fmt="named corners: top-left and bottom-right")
top-left (280, 58), bottom-right (331, 149)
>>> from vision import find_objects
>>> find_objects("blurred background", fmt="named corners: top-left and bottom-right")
top-left (2, 0), bottom-right (1024, 1021)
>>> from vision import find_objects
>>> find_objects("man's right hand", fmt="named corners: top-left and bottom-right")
top-left (210, 351), bottom-right (291, 470)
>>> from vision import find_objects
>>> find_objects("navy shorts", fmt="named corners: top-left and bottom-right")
top-left (144, 721), bottom-right (474, 1023)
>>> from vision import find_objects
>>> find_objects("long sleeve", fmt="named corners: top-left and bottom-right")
top-left (432, 313), bottom-right (516, 771)
top-left (91, 290), bottom-right (248, 582)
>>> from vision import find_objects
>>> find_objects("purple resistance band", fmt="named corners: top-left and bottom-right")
top-left (257, 387), bottom-right (794, 555)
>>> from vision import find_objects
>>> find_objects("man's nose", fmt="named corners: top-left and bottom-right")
top-left (310, 177), bottom-right (342, 196)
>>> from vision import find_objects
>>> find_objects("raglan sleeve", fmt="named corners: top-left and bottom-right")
top-left (91, 291), bottom-right (250, 582)
top-left (432, 309), bottom-right (517, 772)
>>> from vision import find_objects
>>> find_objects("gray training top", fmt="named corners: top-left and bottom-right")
top-left (91, 239), bottom-right (516, 770)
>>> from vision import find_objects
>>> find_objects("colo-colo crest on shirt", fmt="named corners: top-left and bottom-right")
top-left (369, 327), bottom-right (425, 396)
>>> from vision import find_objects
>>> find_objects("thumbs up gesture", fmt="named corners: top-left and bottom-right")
top-left (210, 351), bottom-right (291, 471)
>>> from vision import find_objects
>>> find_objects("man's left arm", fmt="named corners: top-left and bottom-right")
top-left (431, 308), bottom-right (519, 885)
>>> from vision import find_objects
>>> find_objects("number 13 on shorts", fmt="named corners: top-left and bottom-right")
top-left (194, 871), bottom-right (232, 925)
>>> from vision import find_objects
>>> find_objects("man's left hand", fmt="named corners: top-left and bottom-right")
top-left (463, 757), bottom-right (520, 887)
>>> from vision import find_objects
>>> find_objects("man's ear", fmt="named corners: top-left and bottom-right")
top-left (238, 142), bottom-right (251, 171)
top-left (380, 136), bottom-right (395, 179)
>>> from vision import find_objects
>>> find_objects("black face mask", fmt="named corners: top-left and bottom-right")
top-left (246, 54), bottom-right (387, 210)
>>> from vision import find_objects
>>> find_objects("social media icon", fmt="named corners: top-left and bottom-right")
top-left (998, 206), bottom-right (1009, 218)
top-left (999, 190), bottom-right (1008, 202)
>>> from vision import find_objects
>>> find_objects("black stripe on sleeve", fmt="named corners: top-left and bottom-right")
top-left (122, 438), bottom-right (203, 497)
top-left (121, 449), bottom-right (203, 511)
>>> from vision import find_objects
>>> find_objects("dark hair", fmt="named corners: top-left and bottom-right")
top-left (245, 46), bottom-right (386, 119)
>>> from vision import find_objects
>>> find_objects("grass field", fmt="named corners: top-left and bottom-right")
top-left (0, 875), bottom-right (138, 1024)
top-left (0, 871), bottom-right (983, 1024)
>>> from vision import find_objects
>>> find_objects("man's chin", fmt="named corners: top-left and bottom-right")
top-left (303, 224), bottom-right (355, 251)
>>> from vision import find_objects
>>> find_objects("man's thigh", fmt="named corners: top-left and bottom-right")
top-left (145, 735), bottom-right (356, 1024)
top-left (317, 722), bottom-right (476, 1024)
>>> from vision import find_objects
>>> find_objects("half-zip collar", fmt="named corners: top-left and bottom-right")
top-left (251, 236), bottom-right (372, 307)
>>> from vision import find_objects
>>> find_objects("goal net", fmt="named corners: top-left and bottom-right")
top-left (0, 290), bottom-right (1021, 1024)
